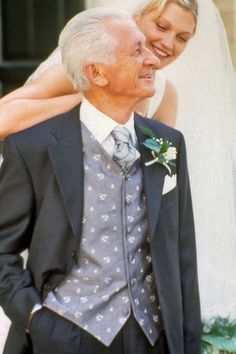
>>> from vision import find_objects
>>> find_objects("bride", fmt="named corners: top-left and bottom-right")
top-left (0, 0), bottom-right (236, 352)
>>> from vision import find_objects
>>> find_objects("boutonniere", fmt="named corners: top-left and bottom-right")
top-left (138, 125), bottom-right (177, 175)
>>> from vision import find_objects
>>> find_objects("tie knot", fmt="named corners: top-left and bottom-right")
top-left (111, 126), bottom-right (139, 171)
top-left (111, 126), bottom-right (132, 145)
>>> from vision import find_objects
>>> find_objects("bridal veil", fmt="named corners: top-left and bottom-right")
top-left (162, 0), bottom-right (236, 320)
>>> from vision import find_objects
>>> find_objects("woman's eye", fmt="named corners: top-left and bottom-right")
top-left (135, 49), bottom-right (141, 55)
top-left (177, 36), bottom-right (189, 43)
top-left (157, 24), bottom-right (167, 31)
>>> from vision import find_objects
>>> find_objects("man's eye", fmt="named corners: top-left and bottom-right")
top-left (135, 49), bottom-right (141, 55)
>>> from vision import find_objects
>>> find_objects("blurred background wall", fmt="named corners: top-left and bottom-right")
top-left (0, 0), bottom-right (85, 96)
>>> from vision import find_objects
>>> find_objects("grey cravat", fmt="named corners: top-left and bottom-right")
top-left (111, 126), bottom-right (139, 171)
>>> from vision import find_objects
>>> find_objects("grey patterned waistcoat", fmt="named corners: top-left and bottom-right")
top-left (44, 123), bottom-right (162, 346)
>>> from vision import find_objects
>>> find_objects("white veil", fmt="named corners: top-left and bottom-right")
top-left (162, 0), bottom-right (236, 320)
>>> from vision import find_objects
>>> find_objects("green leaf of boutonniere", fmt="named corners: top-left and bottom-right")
top-left (142, 139), bottom-right (161, 153)
top-left (160, 140), bottom-right (169, 153)
top-left (138, 125), bottom-right (177, 175)
top-left (202, 317), bottom-right (236, 353)
top-left (138, 125), bottom-right (155, 138)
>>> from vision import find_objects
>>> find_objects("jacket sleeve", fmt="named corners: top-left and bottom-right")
top-left (0, 136), bottom-right (41, 330)
top-left (177, 133), bottom-right (202, 354)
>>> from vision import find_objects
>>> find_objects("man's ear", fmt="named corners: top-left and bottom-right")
top-left (83, 63), bottom-right (108, 87)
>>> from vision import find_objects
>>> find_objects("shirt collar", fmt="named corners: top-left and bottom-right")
top-left (80, 97), bottom-right (136, 145)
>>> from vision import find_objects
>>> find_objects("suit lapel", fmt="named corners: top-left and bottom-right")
top-left (48, 106), bottom-right (84, 246)
top-left (135, 117), bottom-right (166, 239)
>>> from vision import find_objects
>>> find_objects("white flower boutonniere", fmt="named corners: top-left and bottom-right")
top-left (138, 125), bottom-right (177, 175)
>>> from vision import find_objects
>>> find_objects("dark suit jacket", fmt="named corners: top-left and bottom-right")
top-left (0, 105), bottom-right (201, 354)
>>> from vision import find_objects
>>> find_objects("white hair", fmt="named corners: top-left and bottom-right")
top-left (58, 7), bottom-right (135, 92)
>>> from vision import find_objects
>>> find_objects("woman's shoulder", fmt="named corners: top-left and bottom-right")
top-left (151, 78), bottom-right (177, 127)
top-left (146, 71), bottom-right (167, 118)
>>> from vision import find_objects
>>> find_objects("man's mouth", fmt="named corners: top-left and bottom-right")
top-left (140, 74), bottom-right (153, 79)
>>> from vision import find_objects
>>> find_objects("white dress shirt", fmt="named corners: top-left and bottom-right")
top-left (80, 98), bottom-right (139, 159)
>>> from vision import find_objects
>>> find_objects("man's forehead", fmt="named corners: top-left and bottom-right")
top-left (106, 18), bottom-right (145, 45)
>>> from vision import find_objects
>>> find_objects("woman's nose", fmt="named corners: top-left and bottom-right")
top-left (161, 32), bottom-right (175, 52)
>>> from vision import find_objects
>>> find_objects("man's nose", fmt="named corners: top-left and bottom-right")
top-left (143, 47), bottom-right (160, 69)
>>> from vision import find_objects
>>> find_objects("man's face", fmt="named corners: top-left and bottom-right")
top-left (101, 19), bottom-right (160, 103)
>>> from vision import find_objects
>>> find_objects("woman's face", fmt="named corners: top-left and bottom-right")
top-left (136, 2), bottom-right (196, 69)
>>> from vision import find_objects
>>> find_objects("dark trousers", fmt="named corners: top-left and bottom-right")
top-left (29, 308), bottom-right (169, 354)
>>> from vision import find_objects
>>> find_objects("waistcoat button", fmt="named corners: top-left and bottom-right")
top-left (123, 308), bottom-right (130, 317)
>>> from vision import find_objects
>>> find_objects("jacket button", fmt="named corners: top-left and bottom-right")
top-left (43, 283), bottom-right (52, 291)
top-left (72, 251), bottom-right (77, 259)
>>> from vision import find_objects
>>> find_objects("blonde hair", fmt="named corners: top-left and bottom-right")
top-left (141, 0), bottom-right (167, 18)
top-left (141, 0), bottom-right (198, 21)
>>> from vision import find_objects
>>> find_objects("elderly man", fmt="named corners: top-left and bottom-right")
top-left (0, 7), bottom-right (201, 354)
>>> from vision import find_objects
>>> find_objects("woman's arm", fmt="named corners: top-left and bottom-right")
top-left (0, 64), bottom-right (82, 139)
top-left (152, 80), bottom-right (177, 127)
top-left (0, 94), bottom-right (82, 138)
top-left (1, 64), bottom-right (76, 102)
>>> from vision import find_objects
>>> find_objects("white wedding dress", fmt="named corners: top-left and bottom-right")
top-left (1, 0), bottom-right (236, 352)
